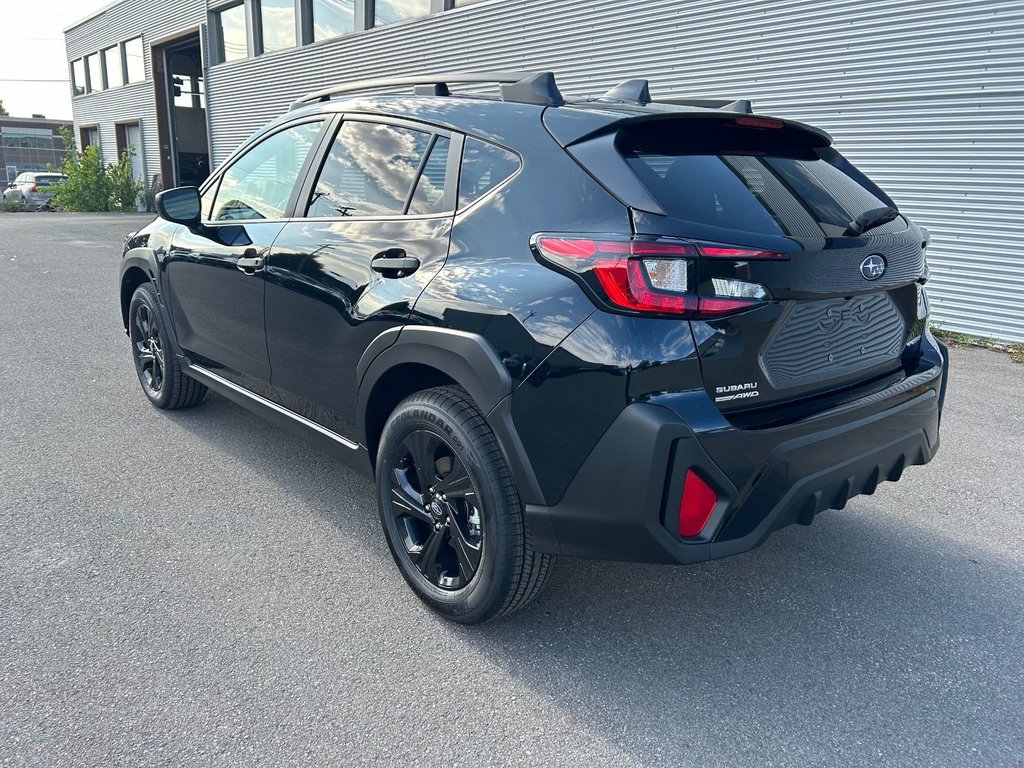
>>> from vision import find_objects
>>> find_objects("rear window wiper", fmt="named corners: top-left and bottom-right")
top-left (845, 206), bottom-right (900, 236)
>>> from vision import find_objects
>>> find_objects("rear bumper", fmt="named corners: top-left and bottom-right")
top-left (525, 338), bottom-right (948, 564)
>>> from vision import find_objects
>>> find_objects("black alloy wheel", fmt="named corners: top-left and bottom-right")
top-left (377, 386), bottom-right (553, 624)
top-left (128, 283), bottom-right (207, 410)
top-left (389, 429), bottom-right (484, 590)
top-left (130, 300), bottom-right (165, 399)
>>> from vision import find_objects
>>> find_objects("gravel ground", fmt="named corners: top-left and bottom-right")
top-left (1, 213), bottom-right (1021, 767)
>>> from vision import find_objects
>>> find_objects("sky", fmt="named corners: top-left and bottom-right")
top-left (0, 1), bottom-right (113, 119)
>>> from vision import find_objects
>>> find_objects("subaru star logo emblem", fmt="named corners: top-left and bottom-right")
top-left (860, 254), bottom-right (886, 281)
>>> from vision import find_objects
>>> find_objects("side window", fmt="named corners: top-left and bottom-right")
top-left (306, 121), bottom-right (432, 218)
top-left (408, 136), bottom-right (450, 215)
top-left (458, 138), bottom-right (520, 208)
top-left (211, 121), bottom-right (323, 221)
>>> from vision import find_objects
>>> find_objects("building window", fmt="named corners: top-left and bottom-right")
top-left (453, 0), bottom-right (487, 4)
top-left (104, 46), bottom-right (124, 89)
top-left (260, 0), bottom-right (297, 53)
top-left (312, 0), bottom-right (354, 41)
top-left (71, 59), bottom-right (86, 97)
top-left (125, 37), bottom-right (145, 82)
top-left (216, 4), bottom-right (248, 62)
top-left (81, 126), bottom-right (100, 150)
top-left (86, 53), bottom-right (103, 92)
top-left (374, 0), bottom-right (430, 26)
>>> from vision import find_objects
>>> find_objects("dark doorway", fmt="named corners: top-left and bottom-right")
top-left (152, 33), bottom-right (209, 189)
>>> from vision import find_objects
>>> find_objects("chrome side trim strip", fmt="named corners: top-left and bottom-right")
top-left (189, 364), bottom-right (360, 451)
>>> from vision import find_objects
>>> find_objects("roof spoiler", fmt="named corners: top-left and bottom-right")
top-left (289, 71), bottom-right (564, 111)
top-left (597, 79), bottom-right (753, 113)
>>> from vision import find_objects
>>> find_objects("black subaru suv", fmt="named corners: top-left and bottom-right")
top-left (119, 72), bottom-right (948, 623)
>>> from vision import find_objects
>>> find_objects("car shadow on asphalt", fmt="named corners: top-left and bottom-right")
top-left (166, 390), bottom-right (1022, 766)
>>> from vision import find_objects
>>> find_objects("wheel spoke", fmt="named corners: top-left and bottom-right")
top-left (412, 527), bottom-right (444, 578)
top-left (448, 515), bottom-right (481, 581)
top-left (435, 454), bottom-right (474, 500)
top-left (135, 340), bottom-right (154, 364)
top-left (390, 468), bottom-right (431, 523)
top-left (404, 430), bottom-right (438, 492)
top-left (151, 350), bottom-right (162, 388)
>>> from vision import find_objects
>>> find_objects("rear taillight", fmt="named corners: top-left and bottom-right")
top-left (27, 184), bottom-right (38, 193)
top-left (678, 469), bottom-right (718, 538)
top-left (532, 235), bottom-right (776, 318)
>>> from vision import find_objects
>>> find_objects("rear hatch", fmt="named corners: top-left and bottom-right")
top-left (547, 109), bottom-right (927, 420)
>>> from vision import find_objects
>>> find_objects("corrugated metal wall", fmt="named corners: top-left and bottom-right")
top-left (65, 0), bottom-right (206, 184)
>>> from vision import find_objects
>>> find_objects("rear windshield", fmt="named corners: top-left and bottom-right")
top-left (619, 121), bottom-right (896, 237)
top-left (34, 175), bottom-right (63, 186)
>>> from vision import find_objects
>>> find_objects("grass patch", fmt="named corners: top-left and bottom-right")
top-left (931, 327), bottom-right (1024, 364)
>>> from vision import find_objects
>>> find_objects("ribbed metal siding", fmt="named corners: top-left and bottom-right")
top-left (64, 0), bottom-right (206, 181)
top-left (204, 0), bottom-right (1019, 342)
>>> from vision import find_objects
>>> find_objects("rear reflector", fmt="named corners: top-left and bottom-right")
top-left (678, 469), bottom-right (717, 538)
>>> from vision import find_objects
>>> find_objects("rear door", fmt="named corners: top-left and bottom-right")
top-left (165, 119), bottom-right (326, 395)
top-left (264, 117), bottom-right (459, 438)
top-left (612, 117), bottom-right (926, 416)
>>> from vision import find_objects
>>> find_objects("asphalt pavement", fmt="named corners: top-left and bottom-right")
top-left (1, 213), bottom-right (1021, 767)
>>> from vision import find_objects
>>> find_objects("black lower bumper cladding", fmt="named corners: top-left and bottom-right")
top-left (525, 341), bottom-right (948, 564)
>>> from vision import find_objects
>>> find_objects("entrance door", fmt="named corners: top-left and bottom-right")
top-left (152, 33), bottom-right (209, 188)
top-left (116, 122), bottom-right (145, 209)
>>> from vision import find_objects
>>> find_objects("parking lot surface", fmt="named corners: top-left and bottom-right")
top-left (1, 214), bottom-right (1022, 767)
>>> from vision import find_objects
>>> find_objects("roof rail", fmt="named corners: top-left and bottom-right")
top-left (289, 71), bottom-right (564, 111)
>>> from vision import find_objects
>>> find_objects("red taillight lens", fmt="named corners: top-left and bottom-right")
top-left (678, 469), bottom-right (718, 538)
top-left (533, 235), bottom-right (774, 318)
top-left (698, 245), bottom-right (785, 260)
top-left (27, 184), bottom-right (38, 193)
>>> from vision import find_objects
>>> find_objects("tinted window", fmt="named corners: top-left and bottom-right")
top-left (71, 59), bottom-right (86, 96)
top-left (212, 121), bottom-right (323, 221)
top-left (408, 137), bottom-right (450, 215)
top-left (306, 121), bottom-right (432, 218)
top-left (313, 0), bottom-right (354, 40)
top-left (86, 54), bottom-right (103, 92)
top-left (619, 121), bottom-right (892, 237)
top-left (260, 0), bottom-right (295, 53)
top-left (458, 138), bottom-right (520, 208)
top-left (124, 38), bottom-right (144, 83)
top-left (217, 5), bottom-right (247, 62)
top-left (374, 0), bottom-right (429, 26)
top-left (104, 46), bottom-right (123, 88)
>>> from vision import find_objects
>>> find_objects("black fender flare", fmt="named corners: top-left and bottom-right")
top-left (356, 326), bottom-right (546, 506)
top-left (119, 249), bottom-right (183, 358)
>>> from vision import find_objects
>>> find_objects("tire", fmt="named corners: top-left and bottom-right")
top-left (128, 282), bottom-right (207, 410)
top-left (376, 386), bottom-right (553, 624)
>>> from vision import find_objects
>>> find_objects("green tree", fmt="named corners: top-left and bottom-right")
top-left (49, 126), bottom-right (144, 212)
top-left (0, 99), bottom-right (8, 116)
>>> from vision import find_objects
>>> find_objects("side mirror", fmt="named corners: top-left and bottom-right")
top-left (155, 186), bottom-right (201, 228)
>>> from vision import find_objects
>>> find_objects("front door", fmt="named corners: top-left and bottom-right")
top-left (164, 119), bottom-right (326, 394)
top-left (265, 118), bottom-right (458, 438)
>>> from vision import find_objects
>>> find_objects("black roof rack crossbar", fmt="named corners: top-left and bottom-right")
top-left (289, 71), bottom-right (563, 110)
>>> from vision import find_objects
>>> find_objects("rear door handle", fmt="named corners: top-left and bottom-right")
top-left (236, 252), bottom-right (264, 273)
top-left (371, 249), bottom-right (420, 278)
